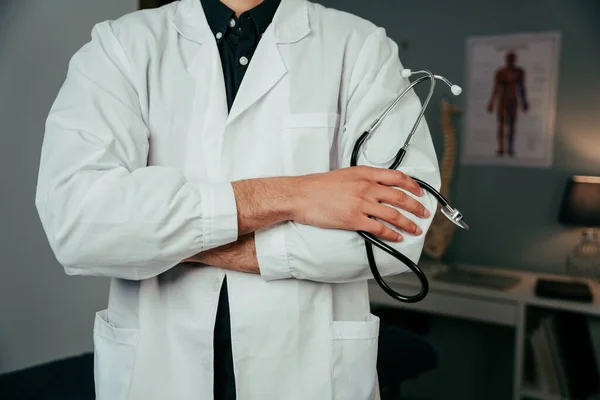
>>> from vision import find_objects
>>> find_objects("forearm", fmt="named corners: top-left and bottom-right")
top-left (232, 177), bottom-right (298, 236)
top-left (185, 233), bottom-right (259, 274)
top-left (179, 177), bottom-right (297, 272)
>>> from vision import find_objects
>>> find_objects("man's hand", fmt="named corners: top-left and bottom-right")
top-left (291, 166), bottom-right (431, 243)
top-left (183, 233), bottom-right (259, 274)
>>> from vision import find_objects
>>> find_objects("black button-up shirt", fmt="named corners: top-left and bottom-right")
top-left (199, 0), bottom-right (281, 398)
top-left (202, 0), bottom-right (281, 110)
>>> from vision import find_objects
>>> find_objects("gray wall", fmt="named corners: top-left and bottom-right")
top-left (0, 0), bottom-right (137, 374)
top-left (319, 0), bottom-right (600, 274)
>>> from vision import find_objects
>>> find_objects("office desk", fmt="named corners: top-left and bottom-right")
top-left (369, 262), bottom-right (600, 400)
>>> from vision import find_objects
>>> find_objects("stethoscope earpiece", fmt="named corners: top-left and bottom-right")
top-left (451, 85), bottom-right (462, 96)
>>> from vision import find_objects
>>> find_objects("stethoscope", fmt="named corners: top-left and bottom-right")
top-left (351, 69), bottom-right (470, 303)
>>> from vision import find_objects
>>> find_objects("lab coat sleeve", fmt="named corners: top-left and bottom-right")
top-left (257, 27), bottom-right (440, 283)
top-left (35, 22), bottom-right (238, 280)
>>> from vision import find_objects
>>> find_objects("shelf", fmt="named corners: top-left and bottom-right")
top-left (521, 384), bottom-right (567, 400)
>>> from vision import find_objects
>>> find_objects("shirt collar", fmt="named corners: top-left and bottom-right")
top-left (247, 0), bottom-right (281, 36)
top-left (200, 0), bottom-right (234, 39)
top-left (174, 0), bottom-right (310, 45)
top-left (200, 0), bottom-right (281, 38)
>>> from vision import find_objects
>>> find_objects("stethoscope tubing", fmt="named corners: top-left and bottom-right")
top-left (351, 70), bottom-right (458, 303)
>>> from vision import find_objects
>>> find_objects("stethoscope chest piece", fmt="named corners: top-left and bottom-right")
top-left (440, 206), bottom-right (470, 231)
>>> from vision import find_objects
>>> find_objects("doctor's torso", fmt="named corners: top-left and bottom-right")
top-left (90, 1), bottom-right (383, 399)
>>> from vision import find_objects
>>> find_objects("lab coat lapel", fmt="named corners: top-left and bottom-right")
top-left (173, 0), bottom-right (214, 45)
top-left (226, 0), bottom-right (310, 125)
top-left (226, 32), bottom-right (285, 125)
top-left (173, 0), bottom-right (226, 107)
top-left (185, 45), bottom-right (229, 181)
top-left (174, 0), bottom-right (229, 179)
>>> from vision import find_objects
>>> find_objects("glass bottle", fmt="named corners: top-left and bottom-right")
top-left (566, 229), bottom-right (600, 279)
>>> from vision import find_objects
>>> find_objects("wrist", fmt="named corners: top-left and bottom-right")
top-left (231, 177), bottom-right (299, 233)
top-left (271, 176), bottom-right (302, 222)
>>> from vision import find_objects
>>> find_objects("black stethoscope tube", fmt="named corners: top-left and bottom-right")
top-left (351, 70), bottom-right (466, 303)
top-left (351, 135), bottom-right (450, 303)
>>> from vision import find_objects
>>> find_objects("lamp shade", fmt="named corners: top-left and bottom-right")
top-left (558, 176), bottom-right (600, 227)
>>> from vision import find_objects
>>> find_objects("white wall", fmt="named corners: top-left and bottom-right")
top-left (0, 0), bottom-right (138, 374)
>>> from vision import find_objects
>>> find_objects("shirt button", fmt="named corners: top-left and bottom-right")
top-left (239, 56), bottom-right (249, 66)
top-left (215, 32), bottom-right (223, 40)
top-left (229, 18), bottom-right (236, 27)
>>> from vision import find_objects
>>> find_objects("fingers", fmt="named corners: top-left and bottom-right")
top-left (359, 216), bottom-right (404, 242)
top-left (363, 203), bottom-right (422, 237)
top-left (375, 185), bottom-right (430, 219)
top-left (357, 166), bottom-right (423, 197)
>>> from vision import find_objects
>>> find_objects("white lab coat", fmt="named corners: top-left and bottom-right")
top-left (35, 0), bottom-right (440, 399)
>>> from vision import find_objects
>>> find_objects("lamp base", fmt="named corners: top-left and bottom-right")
top-left (566, 229), bottom-right (600, 279)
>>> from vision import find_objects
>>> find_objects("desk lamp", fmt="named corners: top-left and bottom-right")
top-left (558, 176), bottom-right (600, 279)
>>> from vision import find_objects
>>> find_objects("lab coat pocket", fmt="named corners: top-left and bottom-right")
top-left (330, 315), bottom-right (380, 400)
top-left (93, 310), bottom-right (140, 400)
top-left (281, 112), bottom-right (340, 175)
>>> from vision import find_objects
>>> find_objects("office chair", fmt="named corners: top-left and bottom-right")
top-left (375, 307), bottom-right (438, 400)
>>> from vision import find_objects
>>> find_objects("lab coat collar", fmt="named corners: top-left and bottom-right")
top-left (174, 0), bottom-right (310, 44)
top-left (271, 0), bottom-right (310, 44)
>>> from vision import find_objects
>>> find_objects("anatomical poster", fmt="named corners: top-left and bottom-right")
top-left (460, 32), bottom-right (561, 167)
